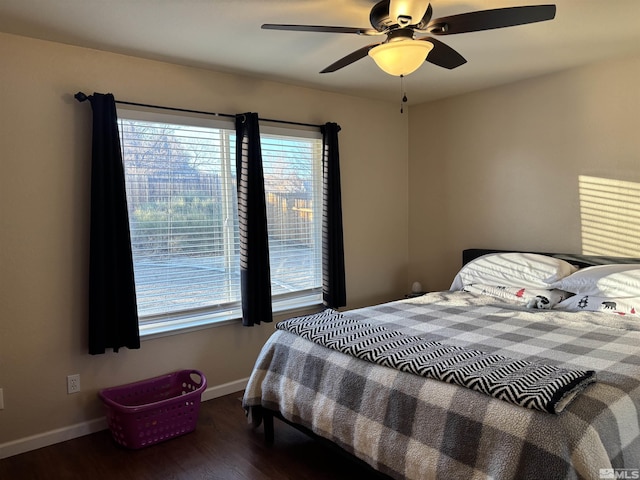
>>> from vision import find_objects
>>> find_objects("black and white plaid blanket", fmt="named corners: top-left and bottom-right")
top-left (276, 309), bottom-right (596, 414)
top-left (243, 291), bottom-right (640, 480)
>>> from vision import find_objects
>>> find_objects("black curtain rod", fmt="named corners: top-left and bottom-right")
top-left (74, 92), bottom-right (323, 129)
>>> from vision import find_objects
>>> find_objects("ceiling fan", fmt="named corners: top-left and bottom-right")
top-left (262, 0), bottom-right (556, 77)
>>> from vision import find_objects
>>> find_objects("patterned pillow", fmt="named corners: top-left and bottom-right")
top-left (555, 294), bottom-right (640, 316)
top-left (462, 284), bottom-right (572, 309)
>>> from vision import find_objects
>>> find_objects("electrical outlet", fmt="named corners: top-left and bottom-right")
top-left (67, 374), bottom-right (81, 394)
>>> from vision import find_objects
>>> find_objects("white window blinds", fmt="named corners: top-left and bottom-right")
top-left (117, 108), bottom-right (323, 333)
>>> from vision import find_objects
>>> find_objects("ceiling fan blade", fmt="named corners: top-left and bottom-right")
top-left (414, 4), bottom-right (434, 31)
top-left (261, 24), bottom-right (379, 36)
top-left (427, 5), bottom-right (556, 35)
top-left (421, 37), bottom-right (466, 70)
top-left (320, 43), bottom-right (381, 73)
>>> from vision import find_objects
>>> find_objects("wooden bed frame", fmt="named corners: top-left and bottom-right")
top-left (254, 247), bottom-right (640, 478)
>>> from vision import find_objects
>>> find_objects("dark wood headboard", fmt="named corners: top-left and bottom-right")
top-left (462, 248), bottom-right (640, 269)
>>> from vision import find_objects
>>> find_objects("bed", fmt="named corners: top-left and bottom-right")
top-left (242, 249), bottom-right (640, 479)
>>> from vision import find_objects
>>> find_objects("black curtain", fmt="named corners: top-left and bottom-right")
top-left (236, 113), bottom-right (273, 326)
top-left (321, 123), bottom-right (347, 308)
top-left (86, 93), bottom-right (140, 354)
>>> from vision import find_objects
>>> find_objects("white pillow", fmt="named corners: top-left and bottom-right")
top-left (551, 264), bottom-right (640, 297)
top-left (450, 252), bottom-right (578, 291)
top-left (462, 284), bottom-right (572, 309)
top-left (555, 294), bottom-right (640, 316)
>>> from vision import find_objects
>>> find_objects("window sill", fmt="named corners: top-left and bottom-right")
top-left (139, 292), bottom-right (323, 341)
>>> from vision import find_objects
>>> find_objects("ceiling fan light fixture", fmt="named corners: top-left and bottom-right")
top-left (368, 40), bottom-right (433, 76)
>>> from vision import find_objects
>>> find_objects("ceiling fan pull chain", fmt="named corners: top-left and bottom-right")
top-left (400, 74), bottom-right (408, 113)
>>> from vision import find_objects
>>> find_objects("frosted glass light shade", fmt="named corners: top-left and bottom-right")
top-left (368, 40), bottom-right (434, 76)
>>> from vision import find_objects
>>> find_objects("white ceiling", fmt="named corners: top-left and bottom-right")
top-left (2, 0), bottom-right (640, 105)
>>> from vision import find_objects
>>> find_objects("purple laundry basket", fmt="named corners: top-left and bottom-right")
top-left (99, 369), bottom-right (207, 449)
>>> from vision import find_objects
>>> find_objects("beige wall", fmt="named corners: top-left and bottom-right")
top-left (408, 54), bottom-right (640, 292)
top-left (0, 33), bottom-right (409, 447)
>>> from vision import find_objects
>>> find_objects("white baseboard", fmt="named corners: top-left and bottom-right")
top-left (0, 378), bottom-right (249, 460)
top-left (0, 418), bottom-right (109, 460)
top-left (201, 377), bottom-right (249, 402)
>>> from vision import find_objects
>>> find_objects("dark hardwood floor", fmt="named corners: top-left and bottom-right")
top-left (0, 392), bottom-right (386, 479)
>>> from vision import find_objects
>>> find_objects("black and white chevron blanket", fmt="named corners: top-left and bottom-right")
top-left (277, 309), bottom-right (595, 414)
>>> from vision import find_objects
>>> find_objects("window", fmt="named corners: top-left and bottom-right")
top-left (117, 107), bottom-right (323, 336)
